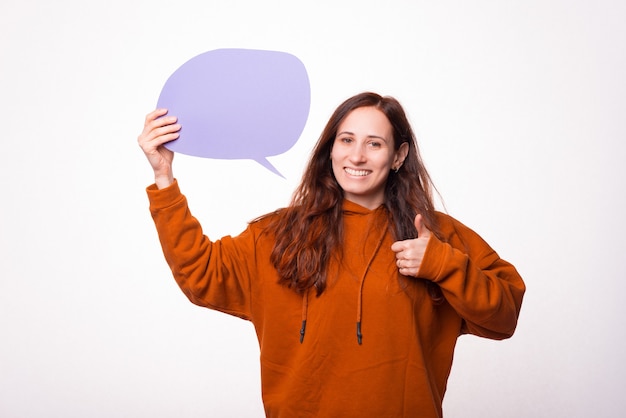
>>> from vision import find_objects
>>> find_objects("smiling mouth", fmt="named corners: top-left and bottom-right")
top-left (345, 167), bottom-right (371, 177)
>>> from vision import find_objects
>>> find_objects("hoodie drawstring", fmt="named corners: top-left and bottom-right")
top-left (300, 289), bottom-right (309, 343)
top-left (298, 210), bottom-right (388, 345)
top-left (355, 226), bottom-right (387, 345)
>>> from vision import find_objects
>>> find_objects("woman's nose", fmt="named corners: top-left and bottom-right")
top-left (349, 144), bottom-right (367, 163)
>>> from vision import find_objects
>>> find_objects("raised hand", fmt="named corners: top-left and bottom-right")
top-left (137, 108), bottom-right (180, 189)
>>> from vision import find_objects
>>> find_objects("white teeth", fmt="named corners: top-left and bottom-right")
top-left (345, 168), bottom-right (370, 176)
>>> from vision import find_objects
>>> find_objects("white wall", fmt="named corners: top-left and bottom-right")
top-left (1, 0), bottom-right (625, 416)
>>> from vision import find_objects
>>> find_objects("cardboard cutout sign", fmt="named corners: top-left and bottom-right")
top-left (157, 48), bottom-right (311, 178)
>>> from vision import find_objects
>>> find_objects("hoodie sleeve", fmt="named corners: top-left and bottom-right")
top-left (417, 213), bottom-right (525, 340)
top-left (146, 180), bottom-right (255, 320)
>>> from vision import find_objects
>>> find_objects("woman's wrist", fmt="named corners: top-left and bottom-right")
top-left (154, 173), bottom-right (174, 189)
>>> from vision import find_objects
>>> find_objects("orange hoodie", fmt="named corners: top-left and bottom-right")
top-left (147, 181), bottom-right (525, 417)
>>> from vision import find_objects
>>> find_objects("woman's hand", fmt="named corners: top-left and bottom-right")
top-left (137, 108), bottom-right (180, 189)
top-left (391, 214), bottom-right (432, 277)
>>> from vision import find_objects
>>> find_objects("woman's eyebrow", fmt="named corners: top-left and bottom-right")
top-left (337, 131), bottom-right (389, 141)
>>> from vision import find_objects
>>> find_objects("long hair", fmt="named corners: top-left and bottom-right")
top-left (263, 92), bottom-right (440, 296)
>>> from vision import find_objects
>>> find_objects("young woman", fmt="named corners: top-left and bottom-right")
top-left (138, 92), bottom-right (525, 417)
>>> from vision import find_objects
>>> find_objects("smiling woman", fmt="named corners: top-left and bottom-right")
top-left (138, 91), bottom-right (525, 417)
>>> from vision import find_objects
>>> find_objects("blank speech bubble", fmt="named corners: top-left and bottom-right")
top-left (156, 48), bottom-right (311, 178)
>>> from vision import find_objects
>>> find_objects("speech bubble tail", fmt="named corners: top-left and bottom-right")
top-left (255, 158), bottom-right (285, 179)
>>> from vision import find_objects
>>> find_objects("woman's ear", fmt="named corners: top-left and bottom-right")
top-left (394, 142), bottom-right (409, 168)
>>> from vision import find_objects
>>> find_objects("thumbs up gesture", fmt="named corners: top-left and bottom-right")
top-left (390, 214), bottom-right (432, 277)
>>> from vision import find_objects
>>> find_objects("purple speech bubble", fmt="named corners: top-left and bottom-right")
top-left (157, 48), bottom-right (311, 178)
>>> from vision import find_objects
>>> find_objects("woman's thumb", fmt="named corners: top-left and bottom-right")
top-left (414, 214), bottom-right (429, 238)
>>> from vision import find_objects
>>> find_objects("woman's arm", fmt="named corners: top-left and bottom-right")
top-left (393, 214), bottom-right (525, 339)
top-left (147, 181), bottom-right (255, 320)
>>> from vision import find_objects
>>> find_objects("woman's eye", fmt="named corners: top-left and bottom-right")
top-left (341, 137), bottom-right (353, 143)
top-left (369, 141), bottom-right (382, 148)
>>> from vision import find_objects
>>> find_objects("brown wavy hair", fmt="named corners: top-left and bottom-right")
top-left (262, 92), bottom-right (440, 296)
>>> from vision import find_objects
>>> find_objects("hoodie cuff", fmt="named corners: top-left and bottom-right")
top-left (146, 179), bottom-right (183, 211)
top-left (416, 235), bottom-right (447, 282)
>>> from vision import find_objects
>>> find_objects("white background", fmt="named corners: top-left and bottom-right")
top-left (1, 0), bottom-right (625, 416)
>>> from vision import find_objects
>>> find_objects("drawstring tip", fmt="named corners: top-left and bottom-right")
top-left (356, 322), bottom-right (362, 345)
top-left (299, 320), bottom-right (307, 344)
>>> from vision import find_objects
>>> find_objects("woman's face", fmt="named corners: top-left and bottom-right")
top-left (330, 106), bottom-right (408, 209)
